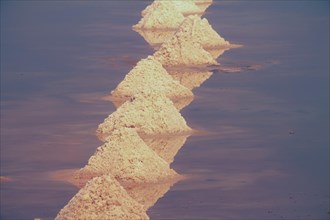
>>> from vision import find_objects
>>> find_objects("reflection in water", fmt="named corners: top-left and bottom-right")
top-left (55, 0), bottom-right (237, 219)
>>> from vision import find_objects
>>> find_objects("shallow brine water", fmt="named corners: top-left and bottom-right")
top-left (1, 1), bottom-right (329, 219)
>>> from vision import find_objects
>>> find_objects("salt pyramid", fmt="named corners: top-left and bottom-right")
top-left (141, 0), bottom-right (202, 17)
top-left (187, 15), bottom-right (230, 49)
top-left (194, 0), bottom-right (213, 11)
top-left (153, 16), bottom-right (218, 67)
top-left (111, 56), bottom-right (193, 101)
top-left (55, 175), bottom-right (148, 220)
top-left (97, 92), bottom-right (191, 141)
top-left (76, 128), bottom-right (177, 184)
top-left (133, 1), bottom-right (185, 30)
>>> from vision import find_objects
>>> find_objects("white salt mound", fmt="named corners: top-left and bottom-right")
top-left (134, 1), bottom-right (185, 30)
top-left (97, 92), bottom-right (192, 140)
top-left (171, 0), bottom-right (202, 16)
top-left (111, 56), bottom-right (193, 101)
top-left (194, 0), bottom-right (213, 5)
top-left (187, 15), bottom-right (230, 49)
top-left (77, 128), bottom-right (177, 184)
top-left (141, 0), bottom-right (202, 17)
top-left (55, 175), bottom-right (148, 220)
top-left (153, 16), bottom-right (218, 67)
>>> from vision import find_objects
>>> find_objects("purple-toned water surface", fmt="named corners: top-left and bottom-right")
top-left (1, 1), bottom-right (329, 219)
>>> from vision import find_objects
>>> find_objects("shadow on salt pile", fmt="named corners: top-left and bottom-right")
top-left (141, 134), bottom-right (190, 164)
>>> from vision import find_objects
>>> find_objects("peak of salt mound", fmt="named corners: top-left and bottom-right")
top-left (111, 56), bottom-right (193, 101)
top-left (97, 92), bottom-right (192, 141)
top-left (187, 15), bottom-right (230, 49)
top-left (171, 0), bottom-right (203, 16)
top-left (141, 0), bottom-right (202, 18)
top-left (153, 16), bottom-right (218, 67)
top-left (133, 1), bottom-right (185, 30)
top-left (77, 128), bottom-right (177, 184)
top-left (55, 175), bottom-right (148, 220)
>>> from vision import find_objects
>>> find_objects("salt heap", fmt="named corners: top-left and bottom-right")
top-left (104, 93), bottom-right (193, 111)
top-left (76, 128), bottom-right (177, 185)
top-left (55, 175), bottom-right (148, 220)
top-left (153, 16), bottom-right (218, 67)
top-left (194, 0), bottom-right (213, 11)
top-left (187, 15), bottom-right (230, 49)
top-left (141, 0), bottom-right (202, 18)
top-left (97, 92), bottom-right (191, 141)
top-left (133, 1), bottom-right (185, 30)
top-left (111, 56), bottom-right (193, 102)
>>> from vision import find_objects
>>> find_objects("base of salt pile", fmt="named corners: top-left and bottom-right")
top-left (186, 15), bottom-right (231, 49)
top-left (133, 1), bottom-right (184, 30)
top-left (111, 56), bottom-right (193, 102)
top-left (55, 175), bottom-right (149, 220)
top-left (104, 94), bottom-right (194, 111)
top-left (76, 128), bottom-right (178, 185)
top-left (97, 92), bottom-right (192, 141)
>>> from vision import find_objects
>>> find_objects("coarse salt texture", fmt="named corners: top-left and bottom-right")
top-left (55, 175), bottom-right (148, 220)
top-left (133, 1), bottom-right (185, 30)
top-left (76, 128), bottom-right (177, 184)
top-left (153, 16), bottom-right (218, 67)
top-left (97, 92), bottom-right (192, 140)
top-left (186, 15), bottom-right (230, 49)
top-left (111, 56), bottom-right (193, 102)
top-left (141, 0), bottom-right (202, 17)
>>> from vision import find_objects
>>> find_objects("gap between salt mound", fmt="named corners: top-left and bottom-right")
top-left (55, 175), bottom-right (149, 220)
top-left (75, 128), bottom-right (178, 185)
top-left (97, 92), bottom-right (192, 141)
top-left (133, 1), bottom-right (185, 30)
